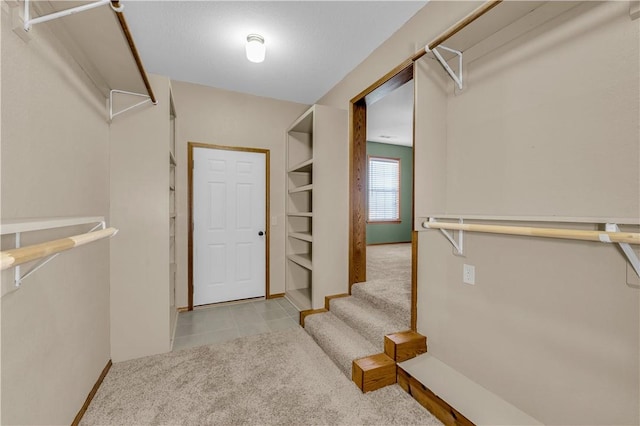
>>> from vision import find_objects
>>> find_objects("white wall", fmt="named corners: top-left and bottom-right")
top-left (170, 81), bottom-right (308, 308)
top-left (109, 74), bottom-right (171, 362)
top-left (1, 3), bottom-right (111, 423)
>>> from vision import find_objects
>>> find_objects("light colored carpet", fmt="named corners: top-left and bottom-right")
top-left (304, 243), bottom-right (412, 380)
top-left (329, 296), bottom-right (407, 350)
top-left (81, 327), bottom-right (440, 425)
top-left (304, 311), bottom-right (378, 376)
top-left (366, 243), bottom-right (411, 282)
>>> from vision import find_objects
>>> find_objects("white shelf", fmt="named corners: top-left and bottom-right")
top-left (0, 216), bottom-right (105, 235)
top-left (288, 212), bottom-right (313, 218)
top-left (289, 184), bottom-right (313, 194)
top-left (289, 232), bottom-right (313, 243)
top-left (288, 158), bottom-right (313, 173)
top-left (288, 253), bottom-right (313, 270)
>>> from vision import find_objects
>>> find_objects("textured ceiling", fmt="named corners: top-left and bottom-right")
top-left (123, 1), bottom-right (427, 105)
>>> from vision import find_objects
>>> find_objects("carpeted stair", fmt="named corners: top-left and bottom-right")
top-left (350, 279), bottom-right (410, 326)
top-left (304, 282), bottom-right (410, 378)
top-left (304, 244), bottom-right (412, 379)
top-left (303, 311), bottom-right (378, 375)
top-left (329, 295), bottom-right (407, 350)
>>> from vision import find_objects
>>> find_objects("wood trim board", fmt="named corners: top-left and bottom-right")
top-left (71, 360), bottom-right (112, 426)
top-left (397, 366), bottom-right (474, 426)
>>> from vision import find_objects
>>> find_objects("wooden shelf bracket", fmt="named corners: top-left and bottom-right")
top-left (427, 45), bottom-right (463, 90)
top-left (423, 217), bottom-right (640, 278)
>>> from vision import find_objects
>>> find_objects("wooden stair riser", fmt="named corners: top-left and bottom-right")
top-left (384, 330), bottom-right (427, 362)
top-left (397, 367), bottom-right (474, 426)
top-left (299, 308), bottom-right (327, 327)
top-left (324, 293), bottom-right (350, 310)
top-left (352, 353), bottom-right (396, 393)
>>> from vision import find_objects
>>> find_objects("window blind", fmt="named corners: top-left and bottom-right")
top-left (368, 157), bottom-right (400, 222)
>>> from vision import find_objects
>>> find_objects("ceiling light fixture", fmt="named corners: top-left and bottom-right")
top-left (245, 34), bottom-right (265, 63)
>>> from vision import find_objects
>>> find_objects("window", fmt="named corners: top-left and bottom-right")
top-left (368, 156), bottom-right (400, 222)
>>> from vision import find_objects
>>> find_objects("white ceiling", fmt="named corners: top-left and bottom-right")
top-left (367, 79), bottom-right (413, 146)
top-left (122, 0), bottom-right (427, 105)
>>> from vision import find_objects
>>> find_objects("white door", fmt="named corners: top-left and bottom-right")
top-left (193, 147), bottom-right (266, 305)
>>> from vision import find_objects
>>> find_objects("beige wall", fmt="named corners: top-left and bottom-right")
top-left (109, 74), bottom-right (171, 362)
top-left (170, 81), bottom-right (308, 309)
top-left (310, 105), bottom-right (349, 309)
top-left (1, 3), bottom-right (111, 423)
top-left (318, 1), bottom-right (639, 424)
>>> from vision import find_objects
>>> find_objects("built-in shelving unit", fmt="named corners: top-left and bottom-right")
top-left (284, 104), bottom-right (348, 312)
top-left (285, 107), bottom-right (314, 310)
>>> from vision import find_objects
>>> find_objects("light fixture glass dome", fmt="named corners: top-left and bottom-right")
top-left (245, 34), bottom-right (265, 63)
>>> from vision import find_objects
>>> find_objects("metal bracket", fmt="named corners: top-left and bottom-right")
top-left (109, 90), bottom-right (154, 120)
top-left (425, 217), bottom-right (464, 256)
top-left (23, 0), bottom-right (120, 32)
top-left (427, 45), bottom-right (463, 90)
top-left (605, 223), bottom-right (640, 278)
top-left (12, 221), bottom-right (106, 288)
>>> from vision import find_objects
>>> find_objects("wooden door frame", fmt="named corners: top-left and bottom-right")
top-left (187, 142), bottom-right (271, 311)
top-left (349, 60), bottom-right (417, 329)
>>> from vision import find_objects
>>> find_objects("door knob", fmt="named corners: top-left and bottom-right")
top-left (258, 231), bottom-right (264, 236)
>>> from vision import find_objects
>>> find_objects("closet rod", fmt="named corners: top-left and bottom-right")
top-left (110, 1), bottom-right (157, 104)
top-left (0, 227), bottom-right (118, 271)
top-left (422, 221), bottom-right (640, 245)
top-left (412, 0), bottom-right (503, 62)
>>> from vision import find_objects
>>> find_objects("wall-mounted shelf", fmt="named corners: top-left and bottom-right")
top-left (422, 216), bottom-right (640, 278)
top-left (11, 0), bottom-right (156, 120)
top-left (1, 216), bottom-right (106, 235)
top-left (0, 216), bottom-right (117, 295)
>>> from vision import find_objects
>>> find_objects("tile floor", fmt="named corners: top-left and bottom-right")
top-left (173, 297), bottom-right (300, 351)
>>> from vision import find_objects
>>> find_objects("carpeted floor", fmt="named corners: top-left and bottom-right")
top-left (81, 327), bottom-right (440, 425)
top-left (366, 243), bottom-right (411, 282)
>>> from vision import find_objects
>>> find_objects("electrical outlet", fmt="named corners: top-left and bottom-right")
top-left (463, 264), bottom-right (475, 285)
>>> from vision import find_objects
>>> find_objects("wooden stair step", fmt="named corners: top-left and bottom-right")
top-left (384, 330), bottom-right (427, 362)
top-left (299, 308), bottom-right (327, 327)
top-left (352, 353), bottom-right (396, 393)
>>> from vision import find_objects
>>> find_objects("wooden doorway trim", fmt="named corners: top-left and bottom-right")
top-left (348, 61), bottom-right (414, 295)
top-left (348, 0), bottom-right (503, 330)
top-left (187, 142), bottom-right (271, 311)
